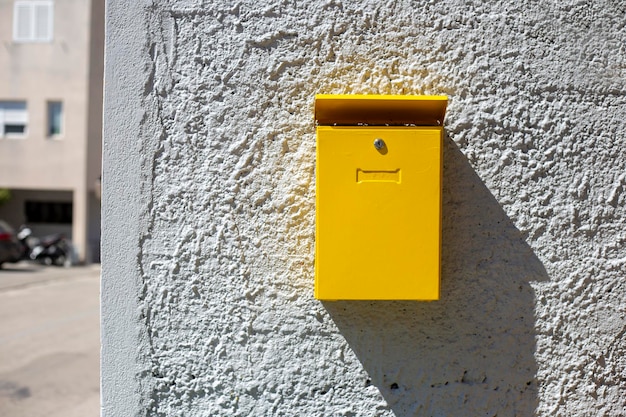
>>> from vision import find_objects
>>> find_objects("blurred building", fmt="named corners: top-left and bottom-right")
top-left (0, 0), bottom-right (104, 262)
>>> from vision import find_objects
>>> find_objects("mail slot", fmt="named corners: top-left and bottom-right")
top-left (314, 94), bottom-right (447, 300)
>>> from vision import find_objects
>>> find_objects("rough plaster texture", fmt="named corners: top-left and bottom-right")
top-left (102, 0), bottom-right (626, 416)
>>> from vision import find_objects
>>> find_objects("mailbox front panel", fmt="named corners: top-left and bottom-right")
top-left (315, 126), bottom-right (442, 300)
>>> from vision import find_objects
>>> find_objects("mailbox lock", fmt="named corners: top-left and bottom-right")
top-left (373, 138), bottom-right (385, 150)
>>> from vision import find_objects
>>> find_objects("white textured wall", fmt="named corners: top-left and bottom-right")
top-left (102, 1), bottom-right (626, 416)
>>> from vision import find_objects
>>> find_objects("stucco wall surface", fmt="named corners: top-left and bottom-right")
top-left (102, 0), bottom-right (626, 416)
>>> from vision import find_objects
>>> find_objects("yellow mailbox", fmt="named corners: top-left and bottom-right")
top-left (314, 94), bottom-right (447, 300)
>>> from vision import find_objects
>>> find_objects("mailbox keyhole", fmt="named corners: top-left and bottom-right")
top-left (374, 138), bottom-right (388, 154)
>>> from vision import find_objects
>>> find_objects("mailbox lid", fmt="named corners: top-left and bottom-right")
top-left (315, 126), bottom-right (442, 300)
top-left (315, 94), bottom-right (447, 126)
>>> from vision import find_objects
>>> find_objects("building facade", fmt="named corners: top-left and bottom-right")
top-left (0, 0), bottom-right (104, 262)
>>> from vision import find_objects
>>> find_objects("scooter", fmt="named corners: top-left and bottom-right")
top-left (16, 226), bottom-right (72, 267)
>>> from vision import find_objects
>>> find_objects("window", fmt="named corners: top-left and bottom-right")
top-left (0, 101), bottom-right (28, 138)
top-left (25, 201), bottom-right (72, 224)
top-left (47, 101), bottom-right (62, 137)
top-left (13, 1), bottom-right (54, 43)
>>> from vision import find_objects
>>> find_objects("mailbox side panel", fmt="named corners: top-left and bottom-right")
top-left (315, 126), bottom-right (442, 300)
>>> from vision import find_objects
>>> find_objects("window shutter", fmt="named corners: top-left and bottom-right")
top-left (3, 102), bottom-right (28, 124)
top-left (34, 3), bottom-right (52, 41)
top-left (14, 3), bottom-right (32, 41)
top-left (13, 1), bottom-right (53, 42)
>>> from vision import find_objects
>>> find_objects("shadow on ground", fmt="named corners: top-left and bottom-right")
top-left (323, 137), bottom-right (548, 416)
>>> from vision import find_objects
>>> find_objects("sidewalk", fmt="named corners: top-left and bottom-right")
top-left (0, 261), bottom-right (101, 291)
top-left (0, 263), bottom-right (100, 417)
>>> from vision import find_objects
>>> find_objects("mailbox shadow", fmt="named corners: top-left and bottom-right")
top-left (323, 137), bottom-right (548, 416)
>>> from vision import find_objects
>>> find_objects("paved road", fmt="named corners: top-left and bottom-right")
top-left (0, 262), bottom-right (100, 417)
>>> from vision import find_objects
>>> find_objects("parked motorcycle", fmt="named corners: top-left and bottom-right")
top-left (16, 226), bottom-right (73, 267)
